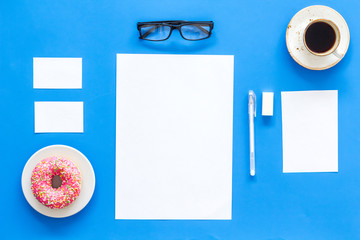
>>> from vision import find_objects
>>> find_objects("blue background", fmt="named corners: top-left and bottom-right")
top-left (1, 0), bottom-right (359, 239)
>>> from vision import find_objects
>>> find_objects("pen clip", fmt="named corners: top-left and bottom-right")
top-left (248, 90), bottom-right (256, 117)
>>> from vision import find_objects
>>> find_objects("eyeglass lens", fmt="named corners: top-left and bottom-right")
top-left (180, 25), bottom-right (211, 40)
top-left (140, 25), bottom-right (171, 41)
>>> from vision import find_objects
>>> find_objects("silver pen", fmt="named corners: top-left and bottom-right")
top-left (248, 91), bottom-right (256, 176)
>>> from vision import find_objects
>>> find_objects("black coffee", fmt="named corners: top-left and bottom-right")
top-left (305, 21), bottom-right (336, 53)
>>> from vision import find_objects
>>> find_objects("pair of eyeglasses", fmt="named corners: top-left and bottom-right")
top-left (137, 20), bottom-right (214, 41)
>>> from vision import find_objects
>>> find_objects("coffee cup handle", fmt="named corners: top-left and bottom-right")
top-left (333, 49), bottom-right (344, 59)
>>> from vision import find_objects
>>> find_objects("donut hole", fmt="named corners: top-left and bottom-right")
top-left (51, 175), bottom-right (63, 189)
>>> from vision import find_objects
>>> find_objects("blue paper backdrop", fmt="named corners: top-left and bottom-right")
top-left (1, 0), bottom-right (360, 239)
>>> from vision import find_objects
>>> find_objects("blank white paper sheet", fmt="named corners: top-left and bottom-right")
top-left (116, 54), bottom-right (233, 220)
top-left (33, 58), bottom-right (82, 89)
top-left (281, 90), bottom-right (338, 173)
top-left (34, 102), bottom-right (84, 133)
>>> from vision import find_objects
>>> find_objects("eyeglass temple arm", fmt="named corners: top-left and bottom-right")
top-left (141, 26), bottom-right (158, 38)
top-left (195, 25), bottom-right (210, 34)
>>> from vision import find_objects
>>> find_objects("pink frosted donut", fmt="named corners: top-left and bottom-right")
top-left (31, 156), bottom-right (81, 209)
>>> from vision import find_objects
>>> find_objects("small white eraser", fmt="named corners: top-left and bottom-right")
top-left (262, 92), bottom-right (274, 116)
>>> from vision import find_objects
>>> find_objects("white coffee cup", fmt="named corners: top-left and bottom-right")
top-left (303, 19), bottom-right (344, 59)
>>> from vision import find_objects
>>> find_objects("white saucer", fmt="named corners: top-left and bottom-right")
top-left (21, 145), bottom-right (95, 218)
top-left (286, 5), bottom-right (350, 70)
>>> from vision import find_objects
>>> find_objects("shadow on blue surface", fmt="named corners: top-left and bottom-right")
top-left (137, 32), bottom-right (216, 53)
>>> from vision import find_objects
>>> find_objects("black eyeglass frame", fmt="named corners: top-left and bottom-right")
top-left (137, 20), bottom-right (214, 41)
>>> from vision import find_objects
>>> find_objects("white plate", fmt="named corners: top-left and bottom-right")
top-left (22, 145), bottom-right (95, 218)
top-left (286, 5), bottom-right (350, 70)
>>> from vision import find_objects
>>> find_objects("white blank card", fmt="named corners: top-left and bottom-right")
top-left (33, 58), bottom-right (82, 89)
top-left (35, 102), bottom-right (84, 133)
top-left (116, 54), bottom-right (233, 219)
top-left (281, 90), bottom-right (338, 173)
